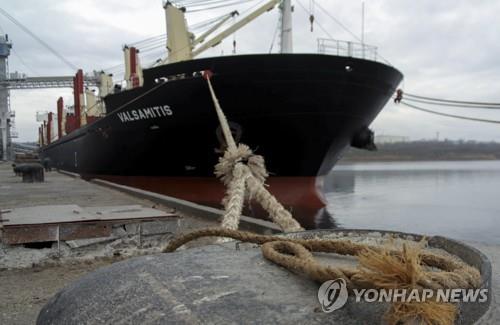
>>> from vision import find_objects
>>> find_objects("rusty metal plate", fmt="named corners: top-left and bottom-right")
top-left (0, 204), bottom-right (173, 245)
top-left (1, 223), bottom-right (111, 245)
top-left (1, 225), bottom-right (58, 245)
top-left (59, 223), bottom-right (111, 241)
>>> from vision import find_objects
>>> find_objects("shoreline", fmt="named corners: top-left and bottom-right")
top-left (338, 157), bottom-right (500, 163)
top-left (340, 140), bottom-right (500, 163)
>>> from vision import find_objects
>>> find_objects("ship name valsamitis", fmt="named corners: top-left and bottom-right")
top-left (117, 105), bottom-right (173, 123)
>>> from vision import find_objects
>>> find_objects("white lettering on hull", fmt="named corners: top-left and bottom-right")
top-left (117, 105), bottom-right (173, 123)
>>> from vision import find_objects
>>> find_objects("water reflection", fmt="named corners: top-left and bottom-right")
top-left (313, 208), bottom-right (339, 229)
top-left (323, 170), bottom-right (356, 194)
top-left (325, 161), bottom-right (500, 244)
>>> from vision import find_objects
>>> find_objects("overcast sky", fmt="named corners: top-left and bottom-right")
top-left (2, 0), bottom-right (500, 142)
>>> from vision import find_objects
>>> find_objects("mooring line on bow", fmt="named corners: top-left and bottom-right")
top-left (202, 70), bottom-right (303, 232)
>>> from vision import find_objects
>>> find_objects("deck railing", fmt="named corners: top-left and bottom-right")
top-left (317, 38), bottom-right (379, 61)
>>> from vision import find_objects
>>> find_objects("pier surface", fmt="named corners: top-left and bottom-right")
top-left (0, 163), bottom-right (160, 208)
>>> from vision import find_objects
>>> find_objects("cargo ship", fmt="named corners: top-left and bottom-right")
top-left (38, 1), bottom-right (403, 229)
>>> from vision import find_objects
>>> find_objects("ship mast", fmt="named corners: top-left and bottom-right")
top-left (279, 0), bottom-right (293, 53)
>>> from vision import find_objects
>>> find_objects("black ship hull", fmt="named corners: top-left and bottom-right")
top-left (41, 54), bottom-right (402, 227)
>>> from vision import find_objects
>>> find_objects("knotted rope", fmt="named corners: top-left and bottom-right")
top-left (205, 71), bottom-right (303, 232)
top-left (164, 228), bottom-right (482, 325)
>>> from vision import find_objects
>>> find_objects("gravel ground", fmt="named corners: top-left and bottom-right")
top-left (0, 259), bottom-right (114, 325)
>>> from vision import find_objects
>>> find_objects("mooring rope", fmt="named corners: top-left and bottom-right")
top-left (204, 71), bottom-right (303, 232)
top-left (164, 228), bottom-right (482, 325)
top-left (170, 72), bottom-right (483, 324)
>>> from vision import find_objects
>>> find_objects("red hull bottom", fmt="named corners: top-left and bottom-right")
top-left (92, 176), bottom-right (331, 229)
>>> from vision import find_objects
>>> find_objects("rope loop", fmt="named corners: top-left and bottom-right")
top-left (165, 228), bottom-right (483, 324)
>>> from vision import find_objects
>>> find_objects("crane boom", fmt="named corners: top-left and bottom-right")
top-left (191, 0), bottom-right (281, 58)
top-left (192, 11), bottom-right (239, 48)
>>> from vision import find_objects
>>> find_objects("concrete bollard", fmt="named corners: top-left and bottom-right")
top-left (12, 164), bottom-right (21, 176)
top-left (17, 163), bottom-right (45, 183)
top-left (37, 229), bottom-right (492, 325)
top-left (42, 157), bottom-right (52, 172)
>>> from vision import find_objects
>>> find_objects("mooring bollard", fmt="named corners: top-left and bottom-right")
top-left (18, 163), bottom-right (45, 183)
top-left (12, 164), bottom-right (22, 176)
top-left (42, 157), bottom-right (52, 172)
top-left (36, 229), bottom-right (491, 325)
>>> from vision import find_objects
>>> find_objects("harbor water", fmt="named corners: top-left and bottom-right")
top-left (324, 160), bottom-right (500, 244)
